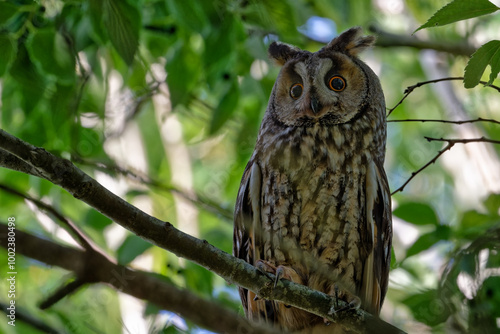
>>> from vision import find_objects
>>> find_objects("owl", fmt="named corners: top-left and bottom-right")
top-left (233, 27), bottom-right (392, 333)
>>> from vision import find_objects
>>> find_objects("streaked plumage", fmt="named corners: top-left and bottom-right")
top-left (233, 27), bottom-right (392, 332)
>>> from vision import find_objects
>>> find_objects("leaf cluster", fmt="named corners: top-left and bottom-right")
top-left (415, 0), bottom-right (500, 88)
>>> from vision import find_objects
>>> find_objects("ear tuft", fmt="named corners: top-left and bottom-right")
top-left (268, 41), bottom-right (302, 66)
top-left (324, 27), bottom-right (375, 57)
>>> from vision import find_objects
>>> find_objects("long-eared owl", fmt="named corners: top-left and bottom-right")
top-left (233, 27), bottom-right (392, 333)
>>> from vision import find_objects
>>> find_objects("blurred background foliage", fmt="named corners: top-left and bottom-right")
top-left (1, 0), bottom-right (500, 333)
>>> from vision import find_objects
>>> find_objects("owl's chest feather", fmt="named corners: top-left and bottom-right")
top-left (256, 124), bottom-right (371, 271)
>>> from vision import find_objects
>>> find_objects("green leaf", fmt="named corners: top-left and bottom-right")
top-left (473, 277), bottom-right (500, 318)
top-left (84, 209), bottom-right (112, 231)
top-left (26, 27), bottom-right (76, 84)
top-left (166, 0), bottom-right (208, 33)
top-left (0, 34), bottom-right (16, 76)
top-left (209, 81), bottom-right (240, 134)
top-left (457, 210), bottom-right (497, 239)
top-left (406, 232), bottom-right (438, 258)
top-left (166, 42), bottom-right (201, 107)
top-left (484, 193), bottom-right (500, 215)
top-left (183, 262), bottom-right (213, 296)
top-left (415, 0), bottom-right (499, 33)
top-left (117, 234), bottom-right (152, 265)
top-left (9, 44), bottom-right (46, 113)
top-left (390, 246), bottom-right (397, 269)
top-left (464, 40), bottom-right (500, 88)
top-left (393, 202), bottom-right (439, 226)
top-left (0, 2), bottom-right (19, 27)
top-left (102, 0), bottom-right (140, 65)
top-left (402, 290), bottom-right (451, 326)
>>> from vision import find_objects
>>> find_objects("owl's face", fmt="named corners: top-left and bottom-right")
top-left (267, 28), bottom-right (383, 128)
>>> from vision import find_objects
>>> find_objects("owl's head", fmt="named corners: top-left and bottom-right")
top-left (266, 27), bottom-right (384, 127)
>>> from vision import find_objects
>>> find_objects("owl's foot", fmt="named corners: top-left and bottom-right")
top-left (255, 260), bottom-right (302, 287)
top-left (326, 284), bottom-right (361, 321)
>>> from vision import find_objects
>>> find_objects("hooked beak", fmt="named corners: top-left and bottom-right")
top-left (310, 96), bottom-right (322, 114)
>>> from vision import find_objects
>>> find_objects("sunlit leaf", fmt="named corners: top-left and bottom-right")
top-left (414, 0), bottom-right (499, 33)
top-left (464, 40), bottom-right (500, 88)
top-left (393, 202), bottom-right (439, 226)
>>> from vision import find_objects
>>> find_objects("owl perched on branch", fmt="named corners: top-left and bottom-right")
top-left (233, 27), bottom-right (392, 332)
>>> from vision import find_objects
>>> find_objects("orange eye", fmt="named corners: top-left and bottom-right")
top-left (328, 76), bottom-right (346, 91)
top-left (290, 83), bottom-right (303, 99)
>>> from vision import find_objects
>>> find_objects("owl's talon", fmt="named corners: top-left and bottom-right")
top-left (333, 296), bottom-right (362, 313)
top-left (255, 260), bottom-right (277, 281)
top-left (334, 284), bottom-right (340, 309)
top-left (274, 266), bottom-right (284, 287)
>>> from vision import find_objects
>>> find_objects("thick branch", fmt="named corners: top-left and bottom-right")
top-left (0, 223), bottom-right (278, 334)
top-left (0, 148), bottom-right (44, 178)
top-left (0, 129), bottom-right (404, 333)
top-left (370, 25), bottom-right (476, 56)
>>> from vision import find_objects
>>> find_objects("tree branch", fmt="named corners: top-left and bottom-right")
top-left (0, 130), bottom-right (405, 333)
top-left (0, 222), bottom-right (279, 334)
top-left (392, 137), bottom-right (500, 195)
top-left (386, 77), bottom-right (500, 117)
top-left (370, 25), bottom-right (476, 56)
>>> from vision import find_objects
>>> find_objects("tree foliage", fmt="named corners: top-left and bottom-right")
top-left (1, 0), bottom-right (500, 333)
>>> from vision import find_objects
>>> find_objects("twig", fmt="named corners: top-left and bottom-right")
top-left (388, 117), bottom-right (500, 126)
top-left (425, 136), bottom-right (500, 145)
top-left (392, 137), bottom-right (500, 195)
top-left (39, 279), bottom-right (86, 310)
top-left (386, 77), bottom-right (500, 117)
top-left (0, 183), bottom-right (93, 250)
top-left (72, 156), bottom-right (234, 221)
top-left (0, 129), bottom-right (405, 333)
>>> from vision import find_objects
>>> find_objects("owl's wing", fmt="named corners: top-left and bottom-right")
top-left (234, 161), bottom-right (276, 320)
top-left (360, 158), bottom-right (392, 315)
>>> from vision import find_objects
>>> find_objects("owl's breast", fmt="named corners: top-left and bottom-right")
top-left (260, 149), bottom-right (368, 281)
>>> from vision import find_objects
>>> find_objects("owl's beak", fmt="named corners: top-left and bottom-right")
top-left (310, 96), bottom-right (322, 114)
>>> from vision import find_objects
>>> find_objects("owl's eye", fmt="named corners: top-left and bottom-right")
top-left (328, 76), bottom-right (346, 92)
top-left (290, 83), bottom-right (303, 99)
